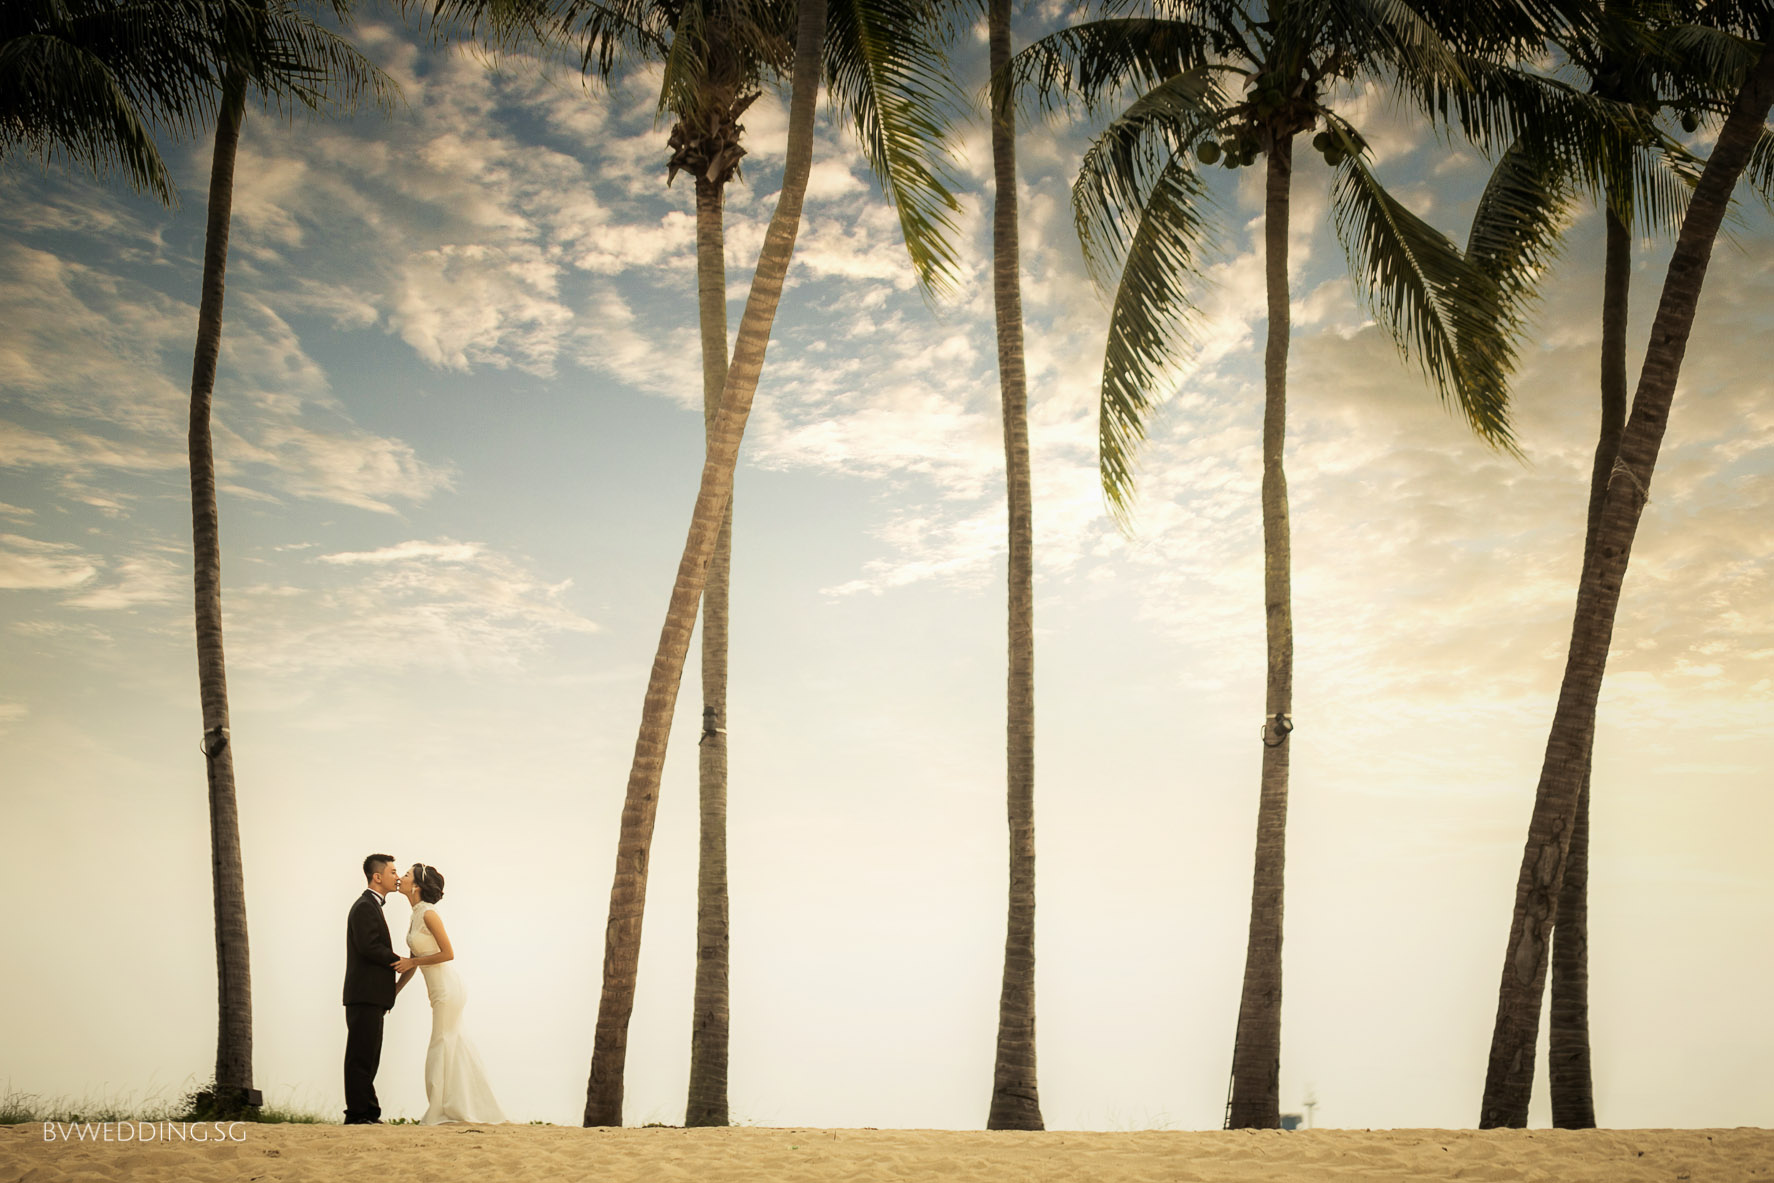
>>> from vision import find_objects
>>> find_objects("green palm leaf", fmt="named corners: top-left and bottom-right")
top-left (1094, 152), bottom-right (1215, 522)
top-left (1007, 17), bottom-right (1223, 120)
top-left (0, 0), bottom-right (234, 204)
top-left (0, 26), bottom-right (182, 201)
top-left (824, 0), bottom-right (965, 295)
top-left (1458, 135), bottom-right (1574, 429)
top-left (1326, 119), bottom-right (1515, 451)
top-left (1072, 65), bottom-right (1227, 289)
top-left (1747, 124), bottom-right (1774, 207)
top-left (1070, 67), bottom-right (1225, 519)
top-left (240, 5), bottom-right (396, 119)
top-left (1325, 0), bottom-right (1465, 82)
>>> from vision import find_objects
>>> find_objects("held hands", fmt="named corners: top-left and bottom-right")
top-left (392, 957), bottom-right (419, 973)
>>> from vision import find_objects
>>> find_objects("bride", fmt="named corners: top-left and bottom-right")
top-left (394, 863), bottom-right (507, 1124)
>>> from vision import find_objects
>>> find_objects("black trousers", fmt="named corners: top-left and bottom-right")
top-left (343, 1004), bottom-right (387, 1123)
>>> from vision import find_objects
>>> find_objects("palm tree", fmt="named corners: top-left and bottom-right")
top-left (183, 0), bottom-right (389, 1111)
top-left (571, 0), bottom-right (790, 1127)
top-left (1008, 0), bottom-right (1596, 1127)
top-left (982, 0), bottom-right (1041, 1134)
top-left (1461, 1), bottom-right (1774, 1127)
top-left (2, 0), bottom-right (234, 204)
top-left (433, 0), bottom-right (960, 1126)
top-left (1477, 13), bottom-right (1774, 1130)
top-left (577, 0), bottom-right (826, 1127)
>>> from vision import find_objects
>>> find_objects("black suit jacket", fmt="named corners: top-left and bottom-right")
top-left (343, 889), bottom-right (398, 1009)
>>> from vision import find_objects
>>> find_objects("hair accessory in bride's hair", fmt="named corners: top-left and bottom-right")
top-left (414, 862), bottom-right (445, 904)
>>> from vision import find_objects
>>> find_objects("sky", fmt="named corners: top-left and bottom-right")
top-left (2, 7), bottom-right (1771, 1132)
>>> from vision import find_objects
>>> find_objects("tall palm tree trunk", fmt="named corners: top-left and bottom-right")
top-left (1547, 202), bottom-right (1630, 1131)
top-left (984, 0), bottom-right (1041, 1133)
top-left (1480, 34), bottom-right (1774, 1130)
top-left (686, 172), bottom-right (733, 1129)
top-left (1227, 131), bottom-right (1294, 1131)
top-left (189, 64), bottom-right (256, 1111)
top-left (583, 0), bottom-right (827, 1126)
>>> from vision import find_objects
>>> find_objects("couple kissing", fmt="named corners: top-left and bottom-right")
top-left (343, 853), bottom-right (506, 1125)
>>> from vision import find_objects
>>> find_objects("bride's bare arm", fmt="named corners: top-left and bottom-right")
top-left (394, 910), bottom-right (456, 972)
top-left (395, 967), bottom-right (417, 995)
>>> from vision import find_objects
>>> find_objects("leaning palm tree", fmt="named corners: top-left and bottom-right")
top-left (432, 0), bottom-right (961, 1126)
top-left (1461, 0), bottom-right (1774, 1127)
top-left (1008, 0), bottom-right (1605, 1127)
top-left (982, 0), bottom-right (1041, 1133)
top-left (1477, 10), bottom-right (1774, 1130)
top-left (562, 0), bottom-right (791, 1127)
top-left (182, 0), bottom-right (390, 1111)
top-left (1, 0), bottom-right (238, 204)
top-left (577, 0), bottom-right (828, 1127)
top-left (564, 0), bottom-right (959, 1123)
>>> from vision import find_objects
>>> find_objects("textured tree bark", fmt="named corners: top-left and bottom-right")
top-left (189, 65), bottom-right (255, 1111)
top-left (1547, 202), bottom-right (1629, 1131)
top-left (685, 172), bottom-right (733, 1130)
top-left (584, 0), bottom-right (826, 1126)
top-left (1548, 774), bottom-right (1593, 1127)
top-left (1480, 34), bottom-right (1774, 1130)
top-left (1228, 132), bottom-right (1294, 1131)
top-left (985, 0), bottom-right (1042, 1133)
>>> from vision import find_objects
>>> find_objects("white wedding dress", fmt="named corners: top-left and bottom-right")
top-left (406, 900), bottom-right (507, 1124)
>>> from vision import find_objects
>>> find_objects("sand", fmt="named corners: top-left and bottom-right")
top-left (3, 1123), bottom-right (1769, 1182)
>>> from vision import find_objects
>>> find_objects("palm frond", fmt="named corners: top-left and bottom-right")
top-left (1094, 153), bottom-right (1215, 524)
top-left (824, 0), bottom-right (966, 296)
top-left (1005, 18), bottom-right (1225, 122)
top-left (1467, 137), bottom-right (1574, 317)
top-left (1620, 135), bottom-right (1700, 238)
top-left (1072, 66), bottom-right (1228, 291)
top-left (0, 28), bottom-right (181, 202)
top-left (1460, 135), bottom-right (1574, 428)
top-left (423, 0), bottom-right (584, 56)
top-left (1662, 21), bottom-right (1765, 102)
top-left (241, 5), bottom-right (399, 119)
top-left (1326, 118), bottom-right (1516, 451)
top-left (1324, 0), bottom-right (1464, 85)
top-left (1746, 124), bottom-right (1774, 210)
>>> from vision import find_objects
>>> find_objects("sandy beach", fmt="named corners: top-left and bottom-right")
top-left (3, 1124), bottom-right (1769, 1182)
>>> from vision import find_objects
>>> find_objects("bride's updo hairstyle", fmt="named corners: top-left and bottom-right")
top-left (411, 863), bottom-right (446, 904)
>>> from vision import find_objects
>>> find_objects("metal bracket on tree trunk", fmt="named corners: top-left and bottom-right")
top-left (699, 706), bottom-right (726, 745)
top-left (1607, 457), bottom-right (1651, 507)
top-left (201, 727), bottom-right (230, 758)
top-left (1260, 714), bottom-right (1294, 747)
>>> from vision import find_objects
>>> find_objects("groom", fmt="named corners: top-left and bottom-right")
top-left (343, 852), bottom-right (402, 1125)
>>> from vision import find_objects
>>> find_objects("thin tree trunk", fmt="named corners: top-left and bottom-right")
top-left (190, 65), bottom-right (255, 1111)
top-left (1547, 202), bottom-right (1629, 1131)
top-left (1479, 33), bottom-right (1774, 1130)
top-left (1227, 131), bottom-right (1294, 1131)
top-left (1548, 774), bottom-right (1592, 1126)
top-left (985, 0), bottom-right (1041, 1133)
top-left (583, 0), bottom-right (826, 1126)
top-left (685, 172), bottom-right (733, 1130)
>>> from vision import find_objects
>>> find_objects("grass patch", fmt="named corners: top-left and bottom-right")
top-left (1, 1089), bottom-right (160, 1126)
top-left (0, 1084), bottom-right (335, 1126)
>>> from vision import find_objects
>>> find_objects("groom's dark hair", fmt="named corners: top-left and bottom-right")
top-left (363, 853), bottom-right (395, 882)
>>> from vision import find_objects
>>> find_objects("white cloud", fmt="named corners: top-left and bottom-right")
top-left (227, 538), bottom-right (598, 675)
top-left (63, 553), bottom-right (184, 611)
top-left (0, 242), bottom-right (451, 515)
top-left (320, 540), bottom-right (483, 565)
top-left (0, 535), bottom-right (98, 591)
